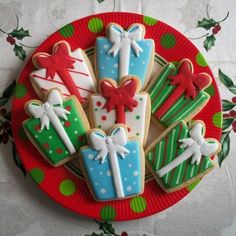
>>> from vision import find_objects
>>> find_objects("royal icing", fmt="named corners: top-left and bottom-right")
top-left (145, 121), bottom-right (221, 191)
top-left (148, 59), bottom-right (211, 127)
top-left (95, 23), bottom-right (154, 88)
top-left (23, 89), bottom-right (90, 166)
top-left (90, 77), bottom-right (150, 144)
top-left (31, 41), bottom-right (96, 104)
top-left (80, 125), bottom-right (144, 201)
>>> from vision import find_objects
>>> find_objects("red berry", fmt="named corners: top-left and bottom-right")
top-left (223, 113), bottom-right (231, 118)
top-left (6, 35), bottom-right (15, 45)
top-left (121, 232), bottom-right (128, 236)
top-left (2, 133), bottom-right (9, 144)
top-left (216, 24), bottom-right (221, 31)
top-left (232, 121), bottom-right (236, 128)
top-left (233, 126), bottom-right (236, 132)
top-left (229, 110), bottom-right (236, 117)
top-left (0, 108), bottom-right (7, 115)
top-left (232, 97), bottom-right (236, 103)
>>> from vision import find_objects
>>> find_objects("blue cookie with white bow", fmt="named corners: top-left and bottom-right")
top-left (79, 125), bottom-right (145, 201)
top-left (95, 23), bottom-right (155, 89)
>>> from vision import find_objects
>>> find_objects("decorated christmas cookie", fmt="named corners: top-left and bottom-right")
top-left (145, 120), bottom-right (221, 192)
top-left (23, 89), bottom-right (90, 167)
top-left (95, 23), bottom-right (155, 89)
top-left (80, 125), bottom-right (145, 201)
top-left (30, 40), bottom-right (96, 104)
top-left (147, 59), bottom-right (212, 128)
top-left (89, 76), bottom-right (151, 144)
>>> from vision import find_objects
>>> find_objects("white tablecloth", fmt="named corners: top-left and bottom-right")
top-left (0, 0), bottom-right (236, 235)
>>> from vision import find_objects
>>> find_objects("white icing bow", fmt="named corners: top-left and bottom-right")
top-left (89, 126), bottom-right (130, 198)
top-left (27, 89), bottom-right (76, 154)
top-left (27, 89), bottom-right (70, 130)
top-left (89, 126), bottom-right (130, 163)
top-left (157, 122), bottom-right (219, 178)
top-left (107, 24), bottom-right (144, 57)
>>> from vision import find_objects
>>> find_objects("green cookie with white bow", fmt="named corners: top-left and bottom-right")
top-left (145, 120), bottom-right (221, 193)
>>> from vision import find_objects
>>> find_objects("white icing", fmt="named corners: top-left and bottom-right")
top-left (27, 89), bottom-right (76, 155)
top-left (107, 24), bottom-right (144, 80)
top-left (30, 47), bottom-right (96, 100)
top-left (133, 171), bottom-right (138, 176)
top-left (89, 126), bottom-right (130, 198)
top-left (90, 94), bottom-right (148, 144)
top-left (156, 122), bottom-right (219, 178)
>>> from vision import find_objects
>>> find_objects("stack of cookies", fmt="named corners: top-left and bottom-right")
top-left (22, 22), bottom-right (221, 201)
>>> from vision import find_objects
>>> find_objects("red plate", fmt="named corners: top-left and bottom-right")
top-left (12, 12), bottom-right (222, 221)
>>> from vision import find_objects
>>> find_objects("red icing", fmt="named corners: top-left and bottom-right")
top-left (96, 101), bottom-right (102, 107)
top-left (43, 143), bottom-right (49, 149)
top-left (100, 78), bottom-right (138, 124)
top-left (34, 125), bottom-right (40, 131)
top-left (64, 121), bottom-right (71, 127)
top-left (65, 105), bottom-right (71, 111)
top-left (34, 42), bottom-right (83, 103)
top-left (156, 60), bottom-right (211, 118)
top-left (78, 136), bottom-right (84, 141)
top-left (56, 148), bottom-right (63, 154)
top-left (101, 115), bottom-right (107, 121)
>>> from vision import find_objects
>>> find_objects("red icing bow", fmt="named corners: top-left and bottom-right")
top-left (100, 78), bottom-right (138, 124)
top-left (169, 60), bottom-right (211, 99)
top-left (156, 59), bottom-right (211, 119)
top-left (33, 41), bottom-right (83, 103)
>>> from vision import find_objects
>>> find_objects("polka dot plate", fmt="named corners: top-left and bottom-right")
top-left (12, 13), bottom-right (222, 221)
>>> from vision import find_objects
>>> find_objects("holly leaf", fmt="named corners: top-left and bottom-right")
top-left (12, 142), bottom-right (27, 176)
top-left (219, 69), bottom-right (234, 87)
top-left (222, 99), bottom-right (235, 111)
top-left (222, 118), bottom-right (234, 130)
top-left (13, 44), bottom-right (26, 61)
top-left (99, 221), bottom-right (115, 235)
top-left (228, 85), bottom-right (236, 95)
top-left (203, 34), bottom-right (216, 51)
top-left (96, 0), bottom-right (106, 3)
top-left (0, 97), bottom-right (8, 106)
top-left (197, 18), bottom-right (217, 30)
top-left (218, 131), bottom-right (231, 167)
top-left (3, 80), bottom-right (16, 99)
top-left (9, 27), bottom-right (30, 40)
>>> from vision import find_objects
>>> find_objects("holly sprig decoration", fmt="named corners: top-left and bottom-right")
top-left (0, 79), bottom-right (26, 176)
top-left (0, 15), bottom-right (35, 61)
top-left (192, 5), bottom-right (229, 51)
top-left (217, 69), bottom-right (236, 167)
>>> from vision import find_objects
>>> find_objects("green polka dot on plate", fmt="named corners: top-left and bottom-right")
top-left (212, 111), bottom-right (222, 128)
top-left (196, 52), bottom-right (208, 67)
top-left (187, 179), bottom-right (200, 191)
top-left (160, 33), bottom-right (176, 49)
top-left (143, 16), bottom-right (158, 26)
top-left (59, 179), bottom-right (76, 196)
top-left (88, 17), bottom-right (104, 33)
top-left (59, 24), bottom-right (74, 38)
top-left (29, 168), bottom-right (45, 184)
top-left (15, 83), bottom-right (27, 98)
top-left (205, 84), bottom-right (215, 97)
top-left (130, 196), bottom-right (147, 213)
top-left (100, 205), bottom-right (116, 220)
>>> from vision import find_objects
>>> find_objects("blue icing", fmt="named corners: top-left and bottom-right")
top-left (96, 38), bottom-right (153, 86)
top-left (80, 141), bottom-right (142, 201)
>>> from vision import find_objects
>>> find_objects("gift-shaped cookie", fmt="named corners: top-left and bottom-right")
top-left (95, 23), bottom-right (155, 89)
top-left (147, 59), bottom-right (211, 128)
top-left (145, 120), bottom-right (221, 192)
top-left (23, 89), bottom-right (90, 166)
top-left (80, 125), bottom-right (145, 201)
top-left (30, 41), bottom-right (96, 104)
top-left (89, 76), bottom-right (151, 144)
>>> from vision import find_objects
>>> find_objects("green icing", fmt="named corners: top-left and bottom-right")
top-left (23, 99), bottom-right (87, 165)
top-left (146, 121), bottom-right (214, 189)
top-left (149, 63), bottom-right (210, 127)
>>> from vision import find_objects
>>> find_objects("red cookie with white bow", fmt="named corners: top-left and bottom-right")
top-left (30, 40), bottom-right (96, 104)
top-left (89, 76), bottom-right (151, 145)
